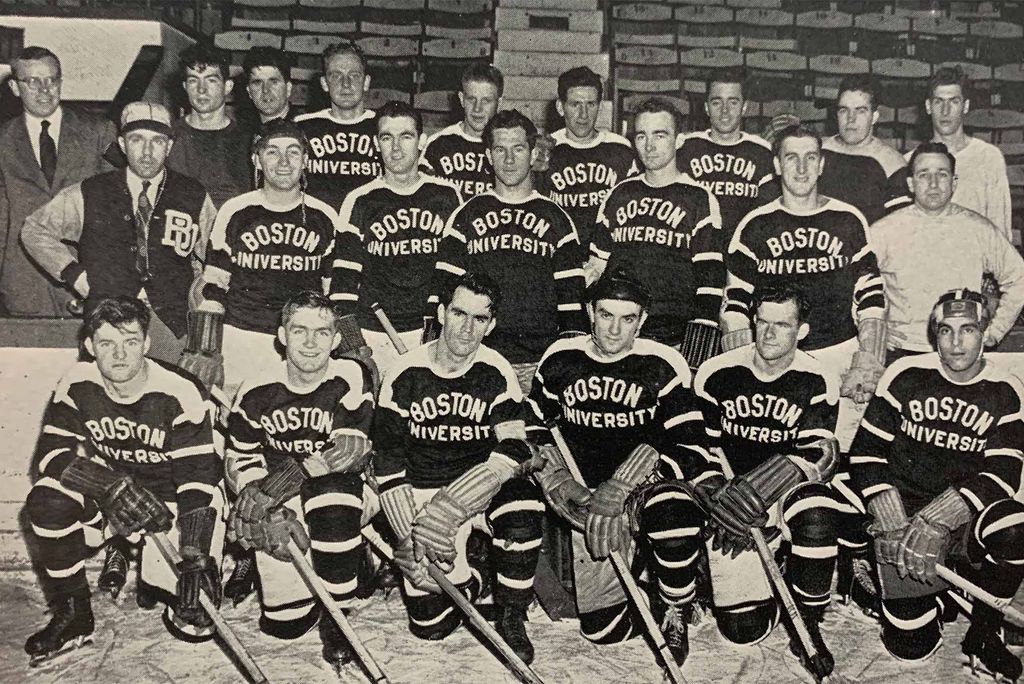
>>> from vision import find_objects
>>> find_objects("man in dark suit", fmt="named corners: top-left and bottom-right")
top-left (0, 46), bottom-right (116, 317)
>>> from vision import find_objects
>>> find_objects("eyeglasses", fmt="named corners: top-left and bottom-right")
top-left (17, 76), bottom-right (61, 92)
top-left (324, 71), bottom-right (364, 86)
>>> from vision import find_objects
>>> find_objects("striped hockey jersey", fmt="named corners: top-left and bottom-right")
top-left (820, 136), bottom-right (910, 225)
top-left (294, 108), bottom-right (382, 209)
top-left (420, 122), bottom-right (493, 199)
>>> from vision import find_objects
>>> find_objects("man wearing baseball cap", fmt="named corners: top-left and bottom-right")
top-left (22, 100), bottom-right (216, 362)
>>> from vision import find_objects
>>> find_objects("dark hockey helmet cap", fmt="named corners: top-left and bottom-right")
top-left (252, 119), bottom-right (309, 156)
top-left (929, 288), bottom-right (991, 332)
top-left (587, 268), bottom-right (652, 311)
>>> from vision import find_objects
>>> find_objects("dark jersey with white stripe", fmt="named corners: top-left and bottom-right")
top-left (820, 136), bottom-right (910, 225)
top-left (294, 109), bottom-right (382, 209)
top-left (420, 123), bottom-right (493, 199)
top-left (724, 197), bottom-right (884, 351)
top-left (694, 345), bottom-right (840, 478)
top-left (35, 360), bottom-right (219, 513)
top-left (850, 354), bottom-right (1024, 514)
top-left (538, 128), bottom-right (638, 250)
top-left (525, 336), bottom-right (710, 488)
top-left (591, 175), bottom-right (724, 345)
top-left (204, 191), bottom-right (341, 334)
top-left (373, 342), bottom-right (525, 489)
top-left (225, 359), bottom-right (373, 492)
top-left (676, 131), bottom-right (776, 240)
top-left (429, 190), bottom-right (587, 363)
top-left (330, 176), bottom-right (462, 333)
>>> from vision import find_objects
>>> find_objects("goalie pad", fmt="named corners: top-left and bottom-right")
top-left (680, 320), bottom-right (722, 372)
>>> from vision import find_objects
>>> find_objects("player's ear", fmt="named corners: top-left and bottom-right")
top-left (586, 302), bottom-right (595, 326)
top-left (285, 81), bottom-right (293, 100)
top-left (83, 337), bottom-right (95, 358)
top-left (925, 97), bottom-right (933, 116)
top-left (963, 98), bottom-right (970, 115)
top-left (815, 151), bottom-right (825, 175)
top-left (485, 147), bottom-right (493, 166)
top-left (772, 156), bottom-right (782, 175)
top-left (637, 310), bottom-right (649, 334)
top-left (675, 132), bottom-right (685, 149)
top-left (437, 303), bottom-right (445, 322)
top-left (484, 317), bottom-right (496, 337)
top-left (143, 334), bottom-right (152, 356)
top-left (871, 109), bottom-right (879, 126)
top-left (363, 73), bottom-right (371, 92)
top-left (117, 136), bottom-right (127, 155)
top-left (320, 75), bottom-right (329, 94)
top-left (373, 134), bottom-right (381, 153)
top-left (556, 99), bottom-right (565, 118)
top-left (277, 325), bottom-right (287, 348)
top-left (418, 132), bottom-right (427, 151)
top-left (797, 321), bottom-right (810, 342)
top-left (253, 152), bottom-right (263, 174)
top-left (165, 139), bottom-right (174, 157)
top-left (331, 331), bottom-right (341, 352)
top-left (8, 78), bottom-right (20, 98)
top-left (458, 91), bottom-right (466, 111)
top-left (224, 78), bottom-right (234, 97)
top-left (906, 173), bottom-right (915, 195)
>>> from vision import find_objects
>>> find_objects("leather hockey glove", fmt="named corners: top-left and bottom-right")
top-left (585, 444), bottom-right (659, 559)
top-left (61, 458), bottom-right (172, 536)
top-left (394, 534), bottom-right (439, 593)
top-left (178, 309), bottom-right (225, 392)
top-left (175, 507), bottom-right (220, 628)
top-left (262, 507), bottom-right (310, 563)
top-left (535, 444), bottom-right (591, 530)
top-left (318, 432), bottom-right (372, 474)
top-left (380, 483), bottom-right (417, 542)
top-left (898, 488), bottom-right (972, 583)
top-left (680, 320), bottom-right (722, 372)
top-left (721, 328), bottom-right (753, 352)
top-left (866, 487), bottom-right (908, 567)
top-left (531, 132), bottom-right (555, 173)
top-left (841, 318), bottom-right (886, 404)
top-left (231, 458), bottom-right (307, 549)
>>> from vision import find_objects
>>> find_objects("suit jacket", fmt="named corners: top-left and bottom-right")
top-left (0, 107), bottom-right (116, 316)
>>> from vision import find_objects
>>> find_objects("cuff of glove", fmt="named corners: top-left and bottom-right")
top-left (59, 457), bottom-right (125, 501)
top-left (850, 350), bottom-right (884, 373)
top-left (721, 328), bottom-right (753, 352)
top-left (866, 487), bottom-right (909, 534)
top-left (178, 506), bottom-right (218, 556)
top-left (258, 458), bottom-right (307, 506)
top-left (918, 487), bottom-right (974, 531)
top-left (424, 488), bottom-right (473, 528)
top-left (612, 444), bottom-right (659, 487)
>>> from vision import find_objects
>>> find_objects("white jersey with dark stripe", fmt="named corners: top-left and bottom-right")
top-left (694, 345), bottom-right (840, 478)
top-left (428, 190), bottom-right (588, 363)
top-left (225, 358), bottom-right (374, 493)
top-left (330, 176), bottom-right (462, 333)
top-left (538, 128), bottom-right (639, 249)
top-left (420, 123), bottom-right (493, 199)
top-left (204, 191), bottom-right (342, 334)
top-left (294, 109), bottom-right (383, 209)
top-left (525, 336), bottom-right (710, 488)
top-left (850, 353), bottom-right (1024, 514)
top-left (675, 130), bottom-right (776, 240)
top-left (591, 174), bottom-right (724, 345)
top-left (724, 197), bottom-right (884, 350)
top-left (35, 359), bottom-right (219, 512)
top-left (373, 341), bottom-right (525, 490)
top-left (820, 136), bottom-right (910, 225)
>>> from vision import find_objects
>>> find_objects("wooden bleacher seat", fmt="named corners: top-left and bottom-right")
top-left (725, 0), bottom-right (781, 8)
top-left (910, 16), bottom-right (968, 64)
top-left (679, 46), bottom-right (743, 96)
top-left (674, 5), bottom-right (735, 40)
top-left (871, 57), bottom-right (932, 109)
top-left (614, 45), bottom-right (680, 94)
top-left (968, 20), bottom-right (1023, 66)
top-left (231, 0), bottom-right (294, 32)
top-left (808, 54), bottom-right (869, 102)
top-left (361, 0), bottom-right (425, 37)
top-left (795, 9), bottom-right (854, 57)
top-left (734, 8), bottom-right (794, 40)
top-left (611, 3), bottom-right (676, 47)
top-left (994, 63), bottom-right (1024, 110)
top-left (293, 0), bottom-right (359, 35)
top-left (745, 50), bottom-right (809, 101)
top-left (358, 36), bottom-right (420, 94)
top-left (420, 38), bottom-right (492, 93)
top-left (425, 0), bottom-right (493, 41)
top-left (214, 30), bottom-right (282, 66)
top-left (676, 35), bottom-right (739, 50)
top-left (366, 88), bottom-right (412, 110)
top-left (284, 33), bottom-right (337, 72)
top-left (739, 37), bottom-right (798, 52)
top-left (964, 108), bottom-right (1024, 145)
top-left (853, 12), bottom-right (911, 60)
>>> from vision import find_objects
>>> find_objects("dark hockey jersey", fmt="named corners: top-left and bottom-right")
top-left (35, 360), bottom-right (219, 512)
top-left (591, 174), bottom-right (724, 345)
top-left (676, 130), bottom-right (776, 240)
top-left (225, 358), bottom-right (373, 493)
top-left (538, 128), bottom-right (639, 250)
top-left (373, 341), bottom-right (525, 489)
top-left (693, 345), bottom-right (840, 478)
top-left (724, 197), bottom-right (885, 351)
top-left (525, 336), bottom-right (709, 488)
top-left (819, 136), bottom-right (910, 225)
top-left (850, 354), bottom-right (1024, 514)
top-left (204, 191), bottom-right (341, 334)
top-left (420, 122), bottom-right (493, 199)
top-left (294, 109), bottom-right (382, 209)
top-left (428, 190), bottom-right (587, 363)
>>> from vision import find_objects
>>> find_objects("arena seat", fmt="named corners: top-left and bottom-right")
top-left (614, 45), bottom-right (680, 94)
top-left (853, 12), bottom-right (911, 60)
top-left (808, 54), bottom-right (869, 102)
top-left (739, 37), bottom-right (798, 52)
top-left (230, 0), bottom-right (294, 32)
top-left (745, 50), bottom-right (808, 101)
top-left (968, 20), bottom-right (1023, 66)
top-left (420, 38), bottom-right (492, 93)
top-left (871, 57), bottom-right (931, 109)
top-left (425, 0), bottom-right (493, 40)
top-left (965, 108), bottom-right (1024, 145)
top-left (611, 3), bottom-right (676, 47)
top-left (759, 98), bottom-right (827, 133)
top-left (910, 15), bottom-right (968, 63)
top-left (674, 5), bottom-right (735, 41)
top-left (676, 35), bottom-right (739, 49)
top-left (994, 63), bottom-right (1024, 110)
top-left (214, 30), bottom-right (282, 66)
top-left (725, 0), bottom-right (781, 8)
top-left (950, 1), bottom-right (1002, 21)
top-left (358, 36), bottom-right (419, 94)
top-left (361, 0), bottom-right (425, 38)
top-left (283, 33), bottom-right (336, 72)
top-left (794, 9), bottom-right (855, 57)
top-left (734, 7), bottom-right (794, 40)
top-left (366, 88), bottom-right (412, 110)
top-left (293, 0), bottom-right (360, 35)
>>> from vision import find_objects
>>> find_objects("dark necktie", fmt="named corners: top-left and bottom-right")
top-left (135, 180), bottom-right (152, 281)
top-left (39, 120), bottom-right (56, 186)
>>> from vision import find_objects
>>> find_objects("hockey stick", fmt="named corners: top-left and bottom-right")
top-left (150, 532), bottom-right (270, 684)
top-left (713, 453), bottom-right (835, 684)
top-left (936, 564), bottom-right (1024, 628)
top-left (285, 539), bottom-right (390, 683)
top-left (371, 303), bottom-right (409, 355)
top-left (361, 530), bottom-right (546, 684)
top-left (549, 426), bottom-right (687, 684)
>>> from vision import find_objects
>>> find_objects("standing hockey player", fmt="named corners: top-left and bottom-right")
top-left (374, 272), bottom-right (544, 664)
top-left (427, 109), bottom-right (587, 391)
top-left (588, 97), bottom-right (724, 371)
top-left (225, 291), bottom-right (374, 672)
top-left (526, 269), bottom-right (712, 672)
top-left (420, 63), bottom-right (501, 198)
top-left (850, 289), bottom-right (1024, 680)
top-left (186, 120), bottom-right (343, 400)
top-left (873, 142), bottom-right (1024, 364)
top-left (24, 296), bottom-right (223, 664)
top-left (329, 101), bottom-right (462, 374)
top-left (688, 283), bottom-right (845, 679)
top-left (538, 66), bottom-right (637, 259)
top-left (819, 74), bottom-right (909, 224)
top-left (242, 46), bottom-right (293, 127)
top-left (675, 70), bottom-right (775, 242)
top-left (295, 42), bottom-right (382, 210)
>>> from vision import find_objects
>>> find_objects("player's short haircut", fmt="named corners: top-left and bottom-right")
top-left (281, 290), bottom-right (338, 329)
top-left (483, 109), bottom-right (538, 149)
top-left (252, 118), bottom-right (309, 155)
top-left (771, 123), bottom-right (822, 158)
top-left (13, 46), bottom-right (61, 77)
top-left (837, 73), bottom-right (879, 110)
top-left (243, 46), bottom-right (291, 81)
top-left (587, 268), bottom-right (652, 312)
top-left (558, 66), bottom-right (602, 101)
top-left (928, 65), bottom-right (970, 99)
top-left (461, 62), bottom-right (504, 97)
top-left (321, 41), bottom-right (367, 76)
top-left (707, 67), bottom-right (747, 99)
top-left (441, 272), bottom-right (503, 316)
top-left (928, 289), bottom-right (991, 349)
top-left (376, 100), bottom-right (422, 135)
top-left (752, 283), bottom-right (811, 323)
top-left (179, 42), bottom-right (231, 81)
top-left (908, 141), bottom-right (957, 176)
top-left (632, 97), bottom-right (683, 136)
top-left (83, 296), bottom-right (151, 340)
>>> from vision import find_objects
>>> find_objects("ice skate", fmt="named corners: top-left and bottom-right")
top-left (319, 610), bottom-right (356, 674)
top-left (787, 607), bottom-right (835, 681)
top-left (97, 541), bottom-right (129, 600)
top-left (496, 605), bottom-right (534, 665)
top-left (25, 594), bottom-right (95, 668)
top-left (660, 603), bottom-right (691, 673)
top-left (963, 624), bottom-right (1023, 683)
top-left (223, 549), bottom-right (257, 606)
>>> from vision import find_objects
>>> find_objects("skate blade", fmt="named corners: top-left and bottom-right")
top-left (962, 655), bottom-right (1017, 683)
top-left (28, 635), bottom-right (94, 668)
